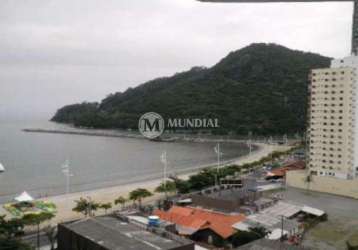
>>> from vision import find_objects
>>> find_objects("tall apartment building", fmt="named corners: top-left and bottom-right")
top-left (307, 56), bottom-right (358, 180)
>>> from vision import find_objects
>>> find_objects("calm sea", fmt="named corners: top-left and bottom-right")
top-left (0, 120), bottom-right (250, 203)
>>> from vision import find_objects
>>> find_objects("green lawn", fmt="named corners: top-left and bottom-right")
top-left (3, 201), bottom-right (57, 218)
top-left (310, 227), bottom-right (346, 242)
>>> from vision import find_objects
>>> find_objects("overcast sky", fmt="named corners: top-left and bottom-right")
top-left (0, 0), bottom-right (353, 120)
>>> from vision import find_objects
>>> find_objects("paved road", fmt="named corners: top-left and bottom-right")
top-left (282, 187), bottom-right (358, 250)
top-left (22, 232), bottom-right (53, 250)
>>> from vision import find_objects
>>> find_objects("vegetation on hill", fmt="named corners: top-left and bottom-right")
top-left (51, 43), bottom-right (330, 135)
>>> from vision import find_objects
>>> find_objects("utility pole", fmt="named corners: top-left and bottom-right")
top-left (161, 151), bottom-right (168, 199)
top-left (247, 139), bottom-right (252, 157)
top-left (87, 196), bottom-right (92, 217)
top-left (214, 143), bottom-right (222, 186)
top-left (283, 134), bottom-right (288, 145)
top-left (281, 215), bottom-right (284, 242)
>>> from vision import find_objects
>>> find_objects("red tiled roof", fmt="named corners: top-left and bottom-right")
top-left (283, 160), bottom-right (305, 169)
top-left (269, 169), bottom-right (286, 177)
top-left (267, 160), bottom-right (305, 177)
top-left (154, 206), bottom-right (245, 239)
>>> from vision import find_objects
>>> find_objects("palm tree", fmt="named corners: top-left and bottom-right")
top-left (129, 188), bottom-right (153, 208)
top-left (22, 212), bottom-right (54, 250)
top-left (72, 197), bottom-right (100, 217)
top-left (114, 196), bottom-right (126, 210)
top-left (99, 202), bottom-right (112, 214)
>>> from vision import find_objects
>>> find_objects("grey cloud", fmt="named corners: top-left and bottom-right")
top-left (0, 0), bottom-right (353, 119)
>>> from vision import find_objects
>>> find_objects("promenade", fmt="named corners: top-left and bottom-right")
top-left (1, 143), bottom-right (291, 225)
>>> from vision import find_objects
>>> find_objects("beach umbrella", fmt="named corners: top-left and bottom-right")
top-left (15, 191), bottom-right (34, 202)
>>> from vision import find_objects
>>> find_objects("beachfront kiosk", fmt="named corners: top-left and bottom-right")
top-left (3, 191), bottom-right (56, 218)
top-left (14, 191), bottom-right (34, 203)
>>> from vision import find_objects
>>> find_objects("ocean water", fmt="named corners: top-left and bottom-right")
top-left (0, 120), bottom-right (250, 203)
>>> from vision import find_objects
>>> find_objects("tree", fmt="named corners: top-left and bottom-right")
top-left (129, 188), bottom-right (153, 208)
top-left (99, 202), bottom-right (112, 214)
top-left (43, 226), bottom-right (57, 250)
top-left (22, 212), bottom-right (54, 250)
top-left (0, 215), bottom-right (24, 239)
top-left (231, 227), bottom-right (269, 247)
top-left (0, 238), bottom-right (32, 250)
top-left (0, 215), bottom-right (31, 250)
top-left (173, 178), bottom-right (191, 194)
top-left (72, 197), bottom-right (100, 217)
top-left (155, 181), bottom-right (177, 195)
top-left (249, 227), bottom-right (269, 238)
top-left (114, 196), bottom-right (126, 210)
top-left (188, 169), bottom-right (216, 190)
top-left (52, 44), bottom-right (331, 135)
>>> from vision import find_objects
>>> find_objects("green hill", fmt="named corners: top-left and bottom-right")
top-left (51, 43), bottom-right (330, 135)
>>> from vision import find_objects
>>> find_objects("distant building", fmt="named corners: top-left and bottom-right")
top-left (57, 215), bottom-right (194, 250)
top-left (287, 56), bottom-right (358, 198)
top-left (265, 160), bottom-right (305, 180)
top-left (232, 200), bottom-right (325, 239)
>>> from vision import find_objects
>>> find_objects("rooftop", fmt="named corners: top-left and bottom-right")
top-left (204, 178), bottom-right (258, 201)
top-left (154, 206), bottom-right (246, 239)
top-left (233, 201), bottom-right (324, 233)
top-left (266, 160), bottom-right (305, 178)
top-left (59, 215), bottom-right (193, 250)
top-left (235, 238), bottom-right (308, 250)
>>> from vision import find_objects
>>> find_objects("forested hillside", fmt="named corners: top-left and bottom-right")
top-left (52, 43), bottom-right (330, 135)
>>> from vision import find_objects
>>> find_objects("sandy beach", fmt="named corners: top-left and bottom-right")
top-left (0, 142), bottom-right (291, 225)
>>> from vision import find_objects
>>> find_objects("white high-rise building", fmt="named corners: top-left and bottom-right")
top-left (331, 56), bottom-right (358, 179)
top-left (307, 56), bottom-right (358, 180)
top-left (287, 56), bottom-right (358, 199)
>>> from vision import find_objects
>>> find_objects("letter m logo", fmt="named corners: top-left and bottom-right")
top-left (143, 118), bottom-right (160, 132)
top-left (138, 112), bottom-right (164, 139)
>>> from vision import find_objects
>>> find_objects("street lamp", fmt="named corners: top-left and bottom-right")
top-left (214, 143), bottom-right (223, 186)
top-left (247, 139), bottom-right (252, 157)
top-left (62, 160), bottom-right (74, 195)
top-left (160, 151), bottom-right (168, 198)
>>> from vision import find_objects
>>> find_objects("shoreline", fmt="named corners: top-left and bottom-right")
top-left (0, 142), bottom-right (291, 224)
top-left (22, 127), bottom-right (296, 144)
top-left (0, 142), bottom-right (258, 203)
top-left (22, 128), bottom-right (144, 140)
